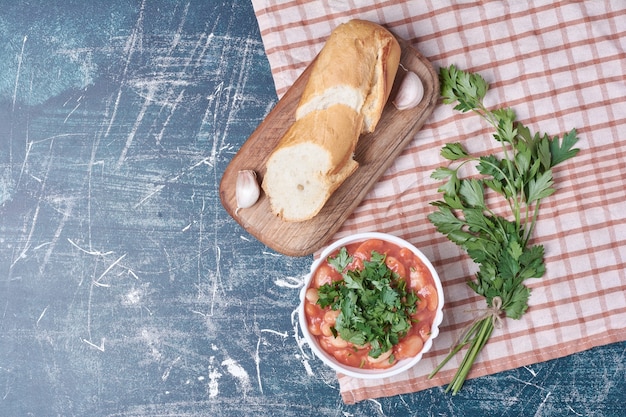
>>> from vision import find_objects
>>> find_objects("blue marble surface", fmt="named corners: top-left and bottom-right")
top-left (0, 1), bottom-right (624, 416)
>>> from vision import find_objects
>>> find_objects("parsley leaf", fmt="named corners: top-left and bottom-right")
top-left (327, 247), bottom-right (352, 272)
top-left (316, 249), bottom-right (418, 359)
top-left (550, 128), bottom-right (580, 166)
top-left (440, 143), bottom-right (469, 160)
top-left (526, 170), bottom-right (555, 204)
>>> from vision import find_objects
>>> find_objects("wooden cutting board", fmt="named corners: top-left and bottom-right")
top-left (219, 39), bottom-right (439, 257)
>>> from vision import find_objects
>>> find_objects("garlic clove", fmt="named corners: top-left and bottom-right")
top-left (392, 70), bottom-right (424, 111)
top-left (235, 170), bottom-right (261, 215)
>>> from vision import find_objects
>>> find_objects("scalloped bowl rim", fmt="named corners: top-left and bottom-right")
top-left (298, 231), bottom-right (445, 379)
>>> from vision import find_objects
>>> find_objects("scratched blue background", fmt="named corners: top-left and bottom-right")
top-left (0, 1), bottom-right (624, 416)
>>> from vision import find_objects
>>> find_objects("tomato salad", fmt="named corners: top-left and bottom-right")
top-left (303, 238), bottom-right (439, 370)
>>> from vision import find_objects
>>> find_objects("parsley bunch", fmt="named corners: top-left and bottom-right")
top-left (427, 65), bottom-right (580, 394)
top-left (317, 247), bottom-right (418, 360)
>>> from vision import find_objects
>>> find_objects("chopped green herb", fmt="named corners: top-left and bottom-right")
top-left (317, 248), bottom-right (418, 359)
top-left (428, 65), bottom-right (580, 394)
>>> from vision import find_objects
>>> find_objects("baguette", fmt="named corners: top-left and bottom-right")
top-left (262, 20), bottom-right (401, 222)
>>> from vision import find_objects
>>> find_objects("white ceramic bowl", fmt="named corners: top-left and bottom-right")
top-left (299, 232), bottom-right (444, 379)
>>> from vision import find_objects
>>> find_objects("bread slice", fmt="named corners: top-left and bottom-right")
top-left (262, 104), bottom-right (363, 222)
top-left (262, 20), bottom-right (400, 222)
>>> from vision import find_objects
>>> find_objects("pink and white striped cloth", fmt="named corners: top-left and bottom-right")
top-left (251, 0), bottom-right (626, 404)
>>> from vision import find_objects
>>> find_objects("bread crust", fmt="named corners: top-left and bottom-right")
top-left (297, 19), bottom-right (401, 132)
top-left (262, 20), bottom-right (400, 222)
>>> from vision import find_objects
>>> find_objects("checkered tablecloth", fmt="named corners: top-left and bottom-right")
top-left (251, 0), bottom-right (626, 404)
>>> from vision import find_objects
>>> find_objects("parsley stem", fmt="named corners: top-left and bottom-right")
top-left (473, 108), bottom-right (525, 229)
top-left (523, 199), bottom-right (542, 247)
top-left (427, 343), bottom-right (465, 378)
top-left (446, 316), bottom-right (494, 395)
top-left (428, 315), bottom-right (494, 393)
top-left (474, 107), bottom-right (517, 192)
